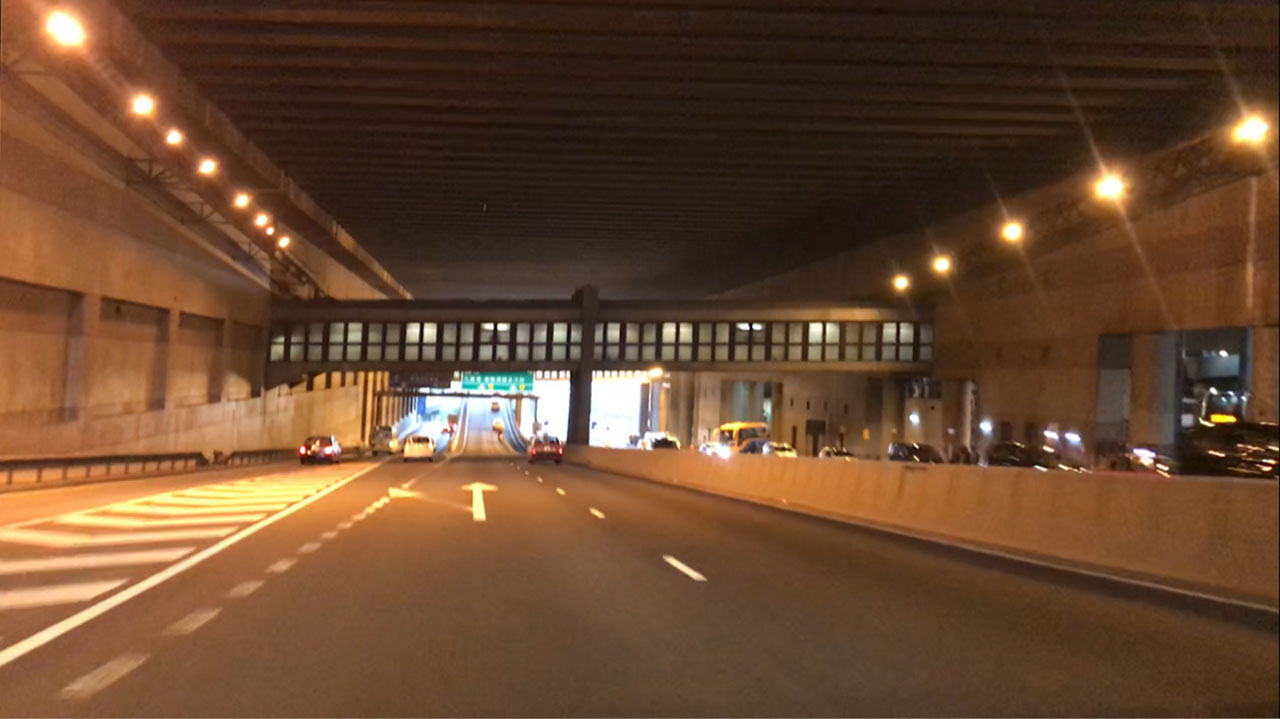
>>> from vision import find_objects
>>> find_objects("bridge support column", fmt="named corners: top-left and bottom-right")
top-left (567, 285), bottom-right (598, 446)
top-left (63, 293), bottom-right (101, 421)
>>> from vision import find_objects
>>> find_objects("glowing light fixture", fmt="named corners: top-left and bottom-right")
top-left (647, 367), bottom-right (664, 379)
top-left (1094, 174), bottom-right (1125, 200)
top-left (277, 235), bottom-right (290, 248)
top-left (1232, 115), bottom-right (1269, 145)
top-left (45, 11), bottom-right (85, 47)
top-left (254, 213), bottom-right (269, 227)
top-left (908, 412), bottom-right (921, 426)
top-left (1001, 221), bottom-right (1024, 243)
top-left (196, 158), bottom-right (217, 175)
top-left (130, 94), bottom-right (155, 117)
top-left (931, 255), bottom-right (952, 275)
top-left (892, 274), bottom-right (910, 292)
top-left (233, 193), bottom-right (251, 209)
top-left (164, 129), bottom-right (183, 146)
top-left (1065, 431), bottom-right (1082, 444)
top-left (979, 419), bottom-right (994, 436)
top-left (265, 226), bottom-right (276, 236)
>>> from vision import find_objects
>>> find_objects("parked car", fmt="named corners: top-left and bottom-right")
top-left (819, 446), bottom-right (855, 460)
top-left (1176, 421), bottom-right (1278, 479)
top-left (402, 435), bottom-right (436, 462)
top-left (762, 441), bottom-right (798, 458)
top-left (528, 436), bottom-right (564, 464)
top-left (888, 442), bottom-right (945, 464)
top-left (986, 441), bottom-right (1085, 471)
top-left (490, 400), bottom-right (501, 413)
top-left (298, 435), bottom-right (341, 464)
top-left (369, 425), bottom-right (399, 455)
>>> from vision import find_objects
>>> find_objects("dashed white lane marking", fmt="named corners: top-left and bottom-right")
top-left (662, 555), bottom-right (708, 582)
top-left (162, 607), bottom-right (221, 636)
top-left (0, 580), bottom-right (127, 610)
top-left (227, 580), bottom-right (264, 599)
top-left (555, 488), bottom-right (566, 496)
top-left (60, 653), bottom-right (149, 700)
top-left (336, 520), bottom-right (354, 530)
top-left (589, 508), bottom-right (606, 519)
top-left (266, 558), bottom-right (296, 574)
top-left (321, 530), bottom-right (339, 540)
top-left (297, 541), bottom-right (322, 554)
top-left (0, 548), bottom-right (194, 576)
top-left (537, 477), bottom-right (543, 483)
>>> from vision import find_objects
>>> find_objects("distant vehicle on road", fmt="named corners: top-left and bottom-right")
top-left (491, 418), bottom-right (504, 440)
top-left (762, 441), bottom-right (798, 458)
top-left (490, 400), bottom-right (501, 413)
top-left (402, 435), bottom-right (435, 462)
top-left (298, 435), bottom-right (341, 464)
top-left (528, 436), bottom-right (564, 464)
top-left (369, 425), bottom-right (399, 455)
top-left (985, 441), bottom-right (1084, 471)
top-left (819, 446), bottom-right (855, 460)
top-left (649, 436), bottom-right (681, 450)
top-left (887, 442), bottom-right (945, 464)
top-left (1175, 421), bottom-right (1278, 479)
top-left (716, 421), bottom-right (769, 452)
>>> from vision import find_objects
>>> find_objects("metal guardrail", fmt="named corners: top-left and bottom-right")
top-left (222, 448), bottom-right (301, 467)
top-left (1, 452), bottom-right (209, 489)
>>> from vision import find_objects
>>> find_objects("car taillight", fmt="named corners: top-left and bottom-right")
top-left (322, 446), bottom-right (334, 455)
top-left (557, 447), bottom-right (563, 454)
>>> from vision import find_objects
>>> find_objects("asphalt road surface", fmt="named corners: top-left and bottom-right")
top-left (0, 429), bottom-right (1276, 716)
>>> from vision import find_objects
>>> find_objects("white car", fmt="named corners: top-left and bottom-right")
top-left (402, 435), bottom-right (436, 462)
top-left (762, 441), bottom-right (798, 458)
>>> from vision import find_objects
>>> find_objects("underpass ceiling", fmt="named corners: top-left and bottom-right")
top-left (116, 0), bottom-right (1278, 299)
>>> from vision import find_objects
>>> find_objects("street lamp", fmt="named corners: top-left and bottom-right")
top-left (45, 11), bottom-right (85, 47)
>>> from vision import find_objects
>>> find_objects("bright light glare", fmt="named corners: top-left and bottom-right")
top-left (131, 94), bottom-right (155, 117)
top-left (46, 11), bottom-right (86, 47)
top-left (1094, 174), bottom-right (1125, 200)
top-left (647, 367), bottom-right (664, 379)
top-left (233, 193), bottom-right (251, 209)
top-left (1232, 115), bottom-right (1269, 145)
top-left (892, 274), bottom-right (910, 292)
top-left (265, 226), bottom-right (275, 236)
top-left (1001, 221), bottom-right (1024, 243)
top-left (714, 445), bottom-right (731, 460)
top-left (276, 235), bottom-right (291, 249)
top-left (979, 419), bottom-right (994, 436)
top-left (1043, 429), bottom-right (1060, 441)
top-left (931, 255), bottom-right (952, 274)
top-left (1218, 349), bottom-right (1230, 358)
top-left (164, 129), bottom-right (183, 145)
top-left (254, 213), bottom-right (269, 227)
top-left (908, 412), bottom-right (921, 426)
top-left (1065, 431), bottom-right (1082, 444)
top-left (196, 158), bottom-right (217, 175)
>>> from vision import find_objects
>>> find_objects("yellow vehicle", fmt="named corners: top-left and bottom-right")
top-left (708, 421), bottom-right (769, 457)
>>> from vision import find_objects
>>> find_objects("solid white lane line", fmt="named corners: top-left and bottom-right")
top-left (297, 541), bottom-right (322, 554)
top-left (0, 461), bottom-right (385, 671)
top-left (266, 558), bottom-right (296, 574)
top-left (0, 526), bottom-right (236, 548)
top-left (662, 555), bottom-right (708, 582)
top-left (54, 513), bottom-right (267, 528)
top-left (0, 580), bottom-right (127, 611)
top-left (0, 548), bottom-right (194, 576)
top-left (555, 488), bottom-right (566, 496)
top-left (589, 508), bottom-right (606, 519)
top-left (60, 653), bottom-right (149, 701)
top-left (227, 580), bottom-right (264, 599)
top-left (162, 608), bottom-right (220, 636)
top-left (321, 530), bottom-right (339, 540)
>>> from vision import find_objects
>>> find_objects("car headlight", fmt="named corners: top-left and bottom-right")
top-left (715, 445), bottom-right (731, 459)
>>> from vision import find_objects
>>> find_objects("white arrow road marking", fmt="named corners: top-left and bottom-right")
top-left (460, 483), bottom-right (497, 522)
top-left (162, 608), bottom-right (220, 636)
top-left (0, 580), bottom-right (127, 610)
top-left (0, 526), bottom-right (236, 548)
top-left (0, 548), bottom-right (195, 576)
top-left (60, 654), bottom-right (148, 700)
top-left (662, 555), bottom-right (708, 582)
top-left (54, 513), bottom-right (267, 528)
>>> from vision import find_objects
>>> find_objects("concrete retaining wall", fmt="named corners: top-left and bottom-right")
top-left (566, 447), bottom-right (1280, 606)
top-left (0, 386), bottom-right (363, 458)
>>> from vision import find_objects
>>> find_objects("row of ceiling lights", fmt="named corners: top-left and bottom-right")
top-left (45, 10), bottom-right (1271, 292)
top-left (46, 11), bottom-right (294, 251)
top-left (889, 112), bottom-right (1269, 294)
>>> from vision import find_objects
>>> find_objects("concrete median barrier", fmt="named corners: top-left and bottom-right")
top-left (566, 447), bottom-right (1279, 607)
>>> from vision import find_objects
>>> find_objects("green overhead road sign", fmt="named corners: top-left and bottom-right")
top-left (460, 371), bottom-right (535, 392)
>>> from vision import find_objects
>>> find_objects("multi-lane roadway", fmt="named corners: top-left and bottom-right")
top-left (0, 401), bottom-right (1276, 716)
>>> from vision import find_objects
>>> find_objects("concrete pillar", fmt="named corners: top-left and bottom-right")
top-left (1130, 332), bottom-right (1179, 452)
top-left (210, 318), bottom-right (232, 403)
top-left (567, 286), bottom-right (598, 445)
top-left (160, 308), bottom-right (180, 410)
top-left (638, 382), bottom-right (652, 434)
top-left (1249, 326), bottom-right (1278, 423)
top-left (657, 380), bottom-right (670, 433)
top-left (747, 381), bottom-right (766, 421)
top-left (881, 377), bottom-right (904, 452)
top-left (62, 293), bottom-right (101, 421)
